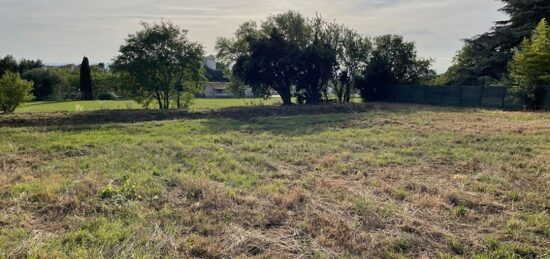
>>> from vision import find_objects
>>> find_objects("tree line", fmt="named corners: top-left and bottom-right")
top-left (215, 11), bottom-right (435, 105)
top-left (1, 1), bottom-right (549, 113)
top-left (0, 55), bottom-right (119, 101)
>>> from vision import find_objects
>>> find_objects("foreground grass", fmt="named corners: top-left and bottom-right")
top-left (1, 103), bottom-right (549, 258)
top-left (16, 98), bottom-right (282, 113)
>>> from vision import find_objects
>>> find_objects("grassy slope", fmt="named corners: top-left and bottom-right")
top-left (1, 104), bottom-right (549, 258)
top-left (16, 98), bottom-right (282, 113)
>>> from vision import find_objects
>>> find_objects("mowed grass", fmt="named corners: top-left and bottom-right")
top-left (1, 103), bottom-right (549, 258)
top-left (15, 98), bottom-right (282, 113)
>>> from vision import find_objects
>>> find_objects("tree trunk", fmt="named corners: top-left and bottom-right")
top-left (334, 80), bottom-right (344, 103)
top-left (163, 90), bottom-right (170, 110)
top-left (156, 94), bottom-right (163, 110)
top-left (344, 83), bottom-right (351, 103)
top-left (278, 88), bottom-right (292, 105)
top-left (177, 91), bottom-right (181, 109)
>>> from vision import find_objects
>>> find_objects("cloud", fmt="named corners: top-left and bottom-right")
top-left (0, 0), bottom-right (507, 72)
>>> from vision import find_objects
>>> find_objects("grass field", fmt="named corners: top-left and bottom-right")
top-left (15, 98), bottom-right (283, 113)
top-left (1, 103), bottom-right (549, 258)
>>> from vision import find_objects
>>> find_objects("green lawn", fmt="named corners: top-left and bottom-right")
top-left (15, 98), bottom-right (282, 113)
top-left (1, 103), bottom-right (549, 258)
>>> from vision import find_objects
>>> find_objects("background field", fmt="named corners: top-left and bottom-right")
top-left (15, 98), bottom-right (283, 113)
top-left (1, 103), bottom-right (549, 258)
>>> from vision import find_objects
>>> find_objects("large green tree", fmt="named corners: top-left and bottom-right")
top-left (296, 36), bottom-right (337, 104)
top-left (293, 15), bottom-right (338, 104)
top-left (221, 11), bottom-right (313, 105)
top-left (112, 22), bottom-right (205, 110)
top-left (357, 35), bottom-right (435, 101)
top-left (219, 11), bottom-right (338, 104)
top-left (509, 19), bottom-right (550, 109)
top-left (444, 0), bottom-right (550, 85)
top-left (218, 11), bottom-right (433, 104)
top-left (233, 27), bottom-right (299, 105)
top-left (325, 23), bottom-right (372, 103)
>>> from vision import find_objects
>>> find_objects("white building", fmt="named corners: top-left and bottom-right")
top-left (204, 82), bottom-right (255, 98)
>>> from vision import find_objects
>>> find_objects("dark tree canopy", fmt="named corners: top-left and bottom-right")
top-left (233, 28), bottom-right (299, 105)
top-left (219, 11), bottom-right (433, 105)
top-left (358, 53), bottom-right (395, 101)
top-left (80, 56), bottom-right (93, 100)
top-left (357, 35), bottom-right (435, 101)
top-left (296, 37), bottom-right (337, 104)
top-left (204, 65), bottom-right (228, 82)
top-left (443, 0), bottom-right (550, 85)
top-left (1, 55), bottom-right (44, 78)
top-left (0, 55), bottom-right (18, 78)
top-left (17, 59), bottom-right (44, 75)
top-left (22, 68), bottom-right (71, 101)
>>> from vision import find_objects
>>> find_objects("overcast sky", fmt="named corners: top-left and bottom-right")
top-left (0, 0), bottom-right (507, 72)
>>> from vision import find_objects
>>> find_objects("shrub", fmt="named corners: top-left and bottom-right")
top-left (97, 92), bottom-right (119, 100)
top-left (452, 204), bottom-right (468, 218)
top-left (22, 68), bottom-right (72, 101)
top-left (0, 72), bottom-right (33, 114)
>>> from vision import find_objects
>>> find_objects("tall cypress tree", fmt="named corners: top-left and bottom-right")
top-left (80, 56), bottom-right (93, 100)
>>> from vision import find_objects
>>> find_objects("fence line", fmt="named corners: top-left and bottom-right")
top-left (385, 85), bottom-right (550, 110)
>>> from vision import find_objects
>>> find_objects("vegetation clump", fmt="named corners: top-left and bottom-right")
top-left (509, 19), bottom-right (550, 109)
top-left (0, 72), bottom-right (33, 114)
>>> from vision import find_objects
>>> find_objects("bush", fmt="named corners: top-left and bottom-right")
top-left (0, 72), bottom-right (33, 114)
top-left (22, 68), bottom-right (72, 101)
top-left (97, 92), bottom-right (119, 100)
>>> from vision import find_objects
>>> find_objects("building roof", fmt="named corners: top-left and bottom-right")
top-left (206, 82), bottom-right (227, 90)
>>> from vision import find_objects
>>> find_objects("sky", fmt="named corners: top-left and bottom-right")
top-left (0, 0), bottom-right (507, 73)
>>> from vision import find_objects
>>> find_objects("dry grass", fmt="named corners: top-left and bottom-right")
top-left (1, 103), bottom-right (549, 258)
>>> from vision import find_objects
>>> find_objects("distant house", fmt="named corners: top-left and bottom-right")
top-left (204, 82), bottom-right (254, 98)
top-left (204, 82), bottom-right (229, 97)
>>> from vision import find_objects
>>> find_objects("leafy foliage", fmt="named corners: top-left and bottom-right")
top-left (0, 72), bottom-right (33, 114)
top-left (509, 19), bottom-right (550, 109)
top-left (357, 35), bottom-right (435, 101)
top-left (218, 11), bottom-right (433, 105)
top-left (80, 57), bottom-right (93, 100)
top-left (0, 55), bottom-right (43, 78)
top-left (91, 67), bottom-right (122, 99)
top-left (22, 68), bottom-right (72, 101)
top-left (443, 0), bottom-right (550, 85)
top-left (17, 59), bottom-right (44, 75)
top-left (0, 55), bottom-right (18, 78)
top-left (326, 24), bottom-right (372, 103)
top-left (111, 21), bottom-right (206, 110)
top-left (295, 38), bottom-right (337, 104)
top-left (204, 65), bottom-right (228, 82)
top-left (233, 27), bottom-right (299, 105)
